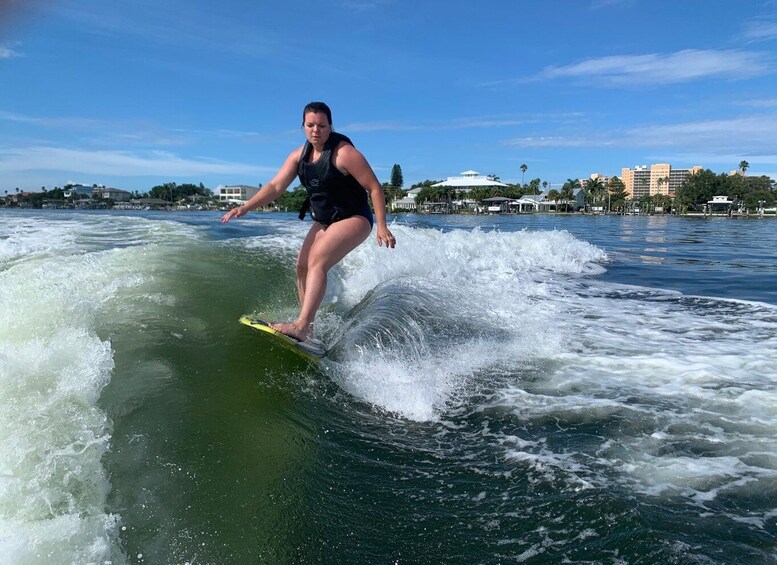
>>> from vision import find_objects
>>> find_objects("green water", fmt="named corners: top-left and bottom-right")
top-left (100, 243), bottom-right (314, 562)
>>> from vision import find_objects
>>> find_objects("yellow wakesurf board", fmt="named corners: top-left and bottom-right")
top-left (239, 315), bottom-right (327, 362)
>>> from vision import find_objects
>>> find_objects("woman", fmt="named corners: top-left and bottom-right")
top-left (221, 101), bottom-right (396, 342)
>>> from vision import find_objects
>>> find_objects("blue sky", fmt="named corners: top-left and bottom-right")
top-left (2, 0), bottom-right (777, 193)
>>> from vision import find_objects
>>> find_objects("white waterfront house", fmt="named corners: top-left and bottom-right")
top-left (431, 170), bottom-right (507, 193)
top-left (431, 170), bottom-right (508, 210)
top-left (511, 188), bottom-right (586, 213)
top-left (707, 195), bottom-right (735, 215)
top-left (393, 171), bottom-right (508, 212)
top-left (218, 184), bottom-right (261, 203)
top-left (392, 186), bottom-right (421, 211)
top-left (513, 193), bottom-right (545, 212)
top-left (392, 196), bottom-right (417, 211)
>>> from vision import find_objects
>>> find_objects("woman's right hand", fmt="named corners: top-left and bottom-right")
top-left (221, 206), bottom-right (246, 223)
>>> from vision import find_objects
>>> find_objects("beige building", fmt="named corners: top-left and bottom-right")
top-left (649, 163), bottom-right (671, 196)
top-left (621, 164), bottom-right (702, 198)
top-left (586, 173), bottom-right (610, 186)
top-left (620, 167), bottom-right (635, 196)
top-left (621, 166), bottom-right (651, 199)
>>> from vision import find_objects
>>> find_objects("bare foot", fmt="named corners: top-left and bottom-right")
top-left (269, 321), bottom-right (311, 342)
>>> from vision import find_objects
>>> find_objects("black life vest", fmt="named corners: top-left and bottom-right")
top-left (296, 132), bottom-right (369, 225)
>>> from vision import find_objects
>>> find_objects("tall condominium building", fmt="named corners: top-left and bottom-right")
top-left (620, 164), bottom-right (702, 198)
top-left (621, 166), bottom-right (651, 199)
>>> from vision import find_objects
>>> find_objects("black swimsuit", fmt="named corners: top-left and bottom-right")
top-left (296, 132), bottom-right (374, 228)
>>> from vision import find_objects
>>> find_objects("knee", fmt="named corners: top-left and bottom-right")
top-left (303, 254), bottom-right (330, 277)
top-left (297, 257), bottom-right (328, 279)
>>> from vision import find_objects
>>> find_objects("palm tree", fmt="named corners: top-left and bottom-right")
top-left (608, 177), bottom-right (628, 213)
top-left (559, 184), bottom-right (577, 212)
top-left (739, 160), bottom-right (749, 176)
top-left (663, 176), bottom-right (669, 195)
top-left (639, 194), bottom-right (654, 215)
top-left (561, 180), bottom-right (578, 212)
top-left (655, 194), bottom-right (673, 214)
top-left (584, 178), bottom-right (604, 210)
top-left (546, 189), bottom-right (561, 211)
top-left (520, 164), bottom-right (527, 186)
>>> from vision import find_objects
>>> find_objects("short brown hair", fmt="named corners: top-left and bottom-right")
top-left (302, 101), bottom-right (332, 127)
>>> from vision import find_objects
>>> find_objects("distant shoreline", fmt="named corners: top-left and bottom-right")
top-left (2, 207), bottom-right (775, 219)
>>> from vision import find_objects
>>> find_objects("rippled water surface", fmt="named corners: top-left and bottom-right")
top-left (1, 210), bottom-right (776, 563)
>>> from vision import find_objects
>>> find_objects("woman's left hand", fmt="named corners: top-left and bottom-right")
top-left (377, 227), bottom-right (396, 248)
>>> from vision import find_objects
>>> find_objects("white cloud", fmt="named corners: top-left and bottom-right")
top-left (0, 110), bottom-right (278, 146)
top-left (341, 121), bottom-right (422, 132)
top-left (733, 98), bottom-right (777, 108)
top-left (0, 146), bottom-right (273, 177)
top-left (171, 127), bottom-right (272, 142)
top-left (533, 49), bottom-right (773, 86)
top-left (630, 115), bottom-right (777, 151)
top-left (589, 0), bottom-right (634, 9)
top-left (651, 152), bottom-right (777, 167)
top-left (344, 112), bottom-right (586, 133)
top-left (0, 46), bottom-right (21, 58)
top-left (340, 0), bottom-right (393, 11)
top-left (47, 2), bottom-right (288, 61)
top-left (742, 19), bottom-right (777, 42)
top-left (503, 136), bottom-right (610, 148)
top-left (502, 113), bottom-right (777, 156)
top-left (0, 110), bottom-right (110, 130)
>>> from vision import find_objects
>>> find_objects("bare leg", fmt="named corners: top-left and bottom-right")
top-left (295, 222), bottom-right (325, 307)
top-left (271, 216), bottom-right (371, 340)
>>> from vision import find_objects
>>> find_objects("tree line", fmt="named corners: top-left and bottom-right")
top-left (2, 182), bottom-right (213, 206)
top-left (4, 162), bottom-right (776, 213)
top-left (146, 182), bottom-right (213, 202)
top-left (406, 167), bottom-right (775, 214)
top-left (674, 170), bottom-right (774, 213)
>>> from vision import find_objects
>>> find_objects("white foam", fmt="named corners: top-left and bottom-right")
top-left (334, 226), bottom-right (607, 308)
top-left (0, 213), bottom-right (204, 563)
top-left (0, 216), bottom-right (76, 265)
top-left (0, 213), bottom-right (198, 269)
top-left (330, 337), bottom-right (511, 422)
top-left (481, 281), bottom-right (777, 512)
top-left (313, 225), bottom-right (609, 421)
